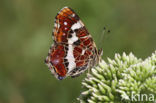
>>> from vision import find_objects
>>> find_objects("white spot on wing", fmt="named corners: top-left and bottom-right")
top-left (71, 20), bottom-right (83, 31)
top-left (64, 22), bottom-right (67, 25)
top-left (71, 14), bottom-right (75, 17)
top-left (81, 49), bottom-right (85, 55)
top-left (68, 32), bottom-right (78, 44)
top-left (66, 45), bottom-right (76, 73)
top-left (57, 20), bottom-right (60, 28)
top-left (54, 23), bottom-right (57, 27)
top-left (63, 33), bottom-right (66, 36)
top-left (64, 27), bottom-right (67, 30)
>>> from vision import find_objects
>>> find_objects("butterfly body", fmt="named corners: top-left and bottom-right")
top-left (45, 7), bottom-right (102, 80)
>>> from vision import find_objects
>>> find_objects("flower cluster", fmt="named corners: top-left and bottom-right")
top-left (78, 51), bottom-right (156, 103)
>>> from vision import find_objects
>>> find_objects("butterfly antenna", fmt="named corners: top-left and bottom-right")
top-left (98, 27), bottom-right (110, 48)
top-left (101, 27), bottom-right (106, 41)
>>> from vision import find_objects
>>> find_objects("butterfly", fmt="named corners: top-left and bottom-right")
top-left (45, 7), bottom-right (102, 80)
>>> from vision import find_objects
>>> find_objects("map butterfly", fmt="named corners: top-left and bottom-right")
top-left (45, 7), bottom-right (102, 80)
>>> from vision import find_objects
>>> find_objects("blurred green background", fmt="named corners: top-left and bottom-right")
top-left (0, 0), bottom-right (156, 103)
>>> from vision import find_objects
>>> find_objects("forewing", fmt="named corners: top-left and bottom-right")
top-left (53, 7), bottom-right (83, 43)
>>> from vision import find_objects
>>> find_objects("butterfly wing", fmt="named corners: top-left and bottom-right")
top-left (46, 7), bottom-right (101, 80)
top-left (53, 7), bottom-right (83, 43)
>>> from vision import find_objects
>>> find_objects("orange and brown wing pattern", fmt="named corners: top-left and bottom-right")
top-left (45, 44), bottom-right (67, 80)
top-left (45, 7), bottom-right (102, 80)
top-left (53, 7), bottom-right (81, 43)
